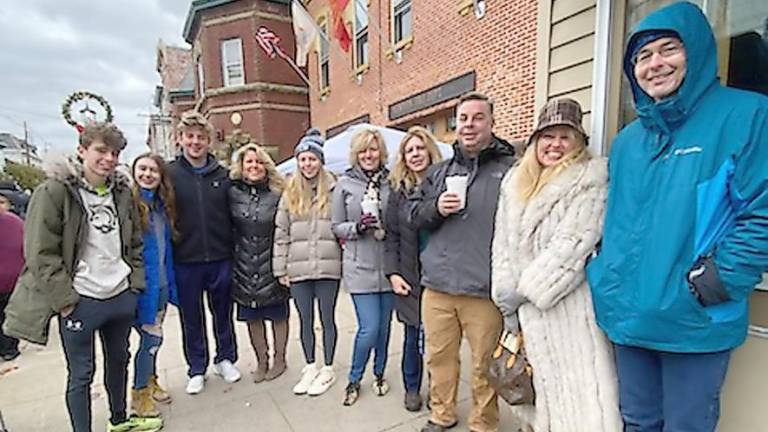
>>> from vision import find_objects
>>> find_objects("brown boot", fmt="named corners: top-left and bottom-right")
top-left (248, 320), bottom-right (269, 383)
top-left (149, 375), bottom-right (172, 404)
top-left (131, 387), bottom-right (160, 418)
top-left (265, 319), bottom-right (288, 381)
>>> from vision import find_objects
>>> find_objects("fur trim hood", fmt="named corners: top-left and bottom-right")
top-left (43, 153), bottom-right (132, 193)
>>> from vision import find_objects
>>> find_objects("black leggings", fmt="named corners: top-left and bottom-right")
top-left (291, 279), bottom-right (339, 366)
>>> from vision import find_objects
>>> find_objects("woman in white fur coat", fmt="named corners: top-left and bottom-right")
top-left (491, 98), bottom-right (622, 432)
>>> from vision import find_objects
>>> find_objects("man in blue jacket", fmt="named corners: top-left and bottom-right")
top-left (588, 2), bottom-right (768, 431)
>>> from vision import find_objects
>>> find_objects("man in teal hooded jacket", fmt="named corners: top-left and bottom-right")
top-left (588, 2), bottom-right (768, 431)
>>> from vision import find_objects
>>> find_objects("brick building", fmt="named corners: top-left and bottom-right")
top-left (183, 0), bottom-right (310, 162)
top-left (303, 0), bottom-right (537, 144)
top-left (149, 40), bottom-right (194, 160)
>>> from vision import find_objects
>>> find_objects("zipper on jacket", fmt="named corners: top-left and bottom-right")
top-left (196, 174), bottom-right (211, 262)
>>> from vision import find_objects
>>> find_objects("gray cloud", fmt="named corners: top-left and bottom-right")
top-left (0, 0), bottom-right (192, 163)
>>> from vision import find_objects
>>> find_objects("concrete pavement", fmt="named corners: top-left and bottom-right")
top-left (0, 292), bottom-right (522, 431)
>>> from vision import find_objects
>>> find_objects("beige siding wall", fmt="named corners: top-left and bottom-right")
top-left (535, 0), bottom-right (597, 132)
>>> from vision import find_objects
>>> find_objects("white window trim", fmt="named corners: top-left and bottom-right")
top-left (197, 59), bottom-right (205, 97)
top-left (318, 18), bottom-right (330, 92)
top-left (591, 0), bottom-right (615, 156)
top-left (354, 0), bottom-right (369, 68)
top-left (221, 38), bottom-right (245, 87)
top-left (391, 0), bottom-right (412, 45)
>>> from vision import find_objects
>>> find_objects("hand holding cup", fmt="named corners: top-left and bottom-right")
top-left (438, 192), bottom-right (462, 216)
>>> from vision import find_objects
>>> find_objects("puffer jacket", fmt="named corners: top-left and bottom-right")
top-left (3, 155), bottom-right (144, 344)
top-left (229, 180), bottom-right (288, 308)
top-left (332, 166), bottom-right (392, 294)
top-left (273, 173), bottom-right (341, 282)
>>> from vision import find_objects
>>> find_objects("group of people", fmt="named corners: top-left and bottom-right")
top-left (1, 3), bottom-right (767, 432)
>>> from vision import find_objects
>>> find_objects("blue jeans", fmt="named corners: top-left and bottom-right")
top-left (615, 344), bottom-right (731, 432)
top-left (402, 323), bottom-right (423, 393)
top-left (134, 285), bottom-right (169, 390)
top-left (348, 292), bottom-right (394, 383)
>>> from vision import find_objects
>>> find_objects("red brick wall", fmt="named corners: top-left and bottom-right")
top-left (188, 0), bottom-right (310, 162)
top-left (306, 0), bottom-right (538, 142)
top-left (159, 46), bottom-right (192, 91)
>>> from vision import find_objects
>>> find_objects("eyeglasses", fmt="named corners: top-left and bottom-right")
top-left (632, 41), bottom-right (684, 67)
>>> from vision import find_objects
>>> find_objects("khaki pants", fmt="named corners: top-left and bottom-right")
top-left (422, 288), bottom-right (503, 432)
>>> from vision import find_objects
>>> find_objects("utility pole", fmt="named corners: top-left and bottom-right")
top-left (23, 121), bottom-right (30, 165)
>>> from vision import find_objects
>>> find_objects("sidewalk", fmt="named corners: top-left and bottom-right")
top-left (0, 292), bottom-right (521, 431)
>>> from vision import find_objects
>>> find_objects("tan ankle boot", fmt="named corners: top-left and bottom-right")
top-left (131, 387), bottom-right (161, 418)
top-left (149, 375), bottom-right (172, 404)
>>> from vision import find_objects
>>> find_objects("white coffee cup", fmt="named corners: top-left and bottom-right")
top-left (445, 175), bottom-right (468, 209)
top-left (361, 198), bottom-right (379, 220)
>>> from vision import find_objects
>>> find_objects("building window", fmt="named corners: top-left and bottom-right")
top-left (447, 114), bottom-right (457, 131)
top-left (473, 0), bottom-right (486, 19)
top-left (392, 0), bottom-right (412, 45)
top-left (319, 19), bottom-right (330, 91)
top-left (221, 38), bottom-right (245, 87)
top-left (197, 60), bottom-right (205, 96)
top-left (354, 0), bottom-right (369, 68)
top-left (620, 0), bottom-right (768, 126)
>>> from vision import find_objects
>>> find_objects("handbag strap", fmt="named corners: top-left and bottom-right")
top-left (500, 330), bottom-right (523, 353)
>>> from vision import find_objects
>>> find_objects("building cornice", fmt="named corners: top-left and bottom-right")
top-left (207, 102), bottom-right (310, 115)
top-left (184, 0), bottom-right (292, 43)
top-left (205, 82), bottom-right (309, 97)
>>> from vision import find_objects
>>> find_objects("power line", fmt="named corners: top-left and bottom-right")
top-left (0, 106), bottom-right (150, 127)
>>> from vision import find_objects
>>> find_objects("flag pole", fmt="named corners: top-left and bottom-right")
top-left (292, 0), bottom-right (354, 73)
top-left (273, 43), bottom-right (312, 86)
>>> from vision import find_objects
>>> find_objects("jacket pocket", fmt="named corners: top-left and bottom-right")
top-left (4, 283), bottom-right (56, 344)
top-left (343, 240), bottom-right (358, 266)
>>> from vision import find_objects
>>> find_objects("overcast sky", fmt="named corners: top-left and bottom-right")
top-left (0, 0), bottom-right (192, 164)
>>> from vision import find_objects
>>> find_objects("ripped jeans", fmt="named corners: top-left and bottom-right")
top-left (133, 285), bottom-right (169, 390)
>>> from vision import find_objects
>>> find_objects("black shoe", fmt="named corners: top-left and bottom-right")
top-left (404, 391), bottom-right (422, 412)
top-left (342, 382), bottom-right (360, 406)
top-left (1, 350), bottom-right (20, 362)
top-left (420, 420), bottom-right (458, 432)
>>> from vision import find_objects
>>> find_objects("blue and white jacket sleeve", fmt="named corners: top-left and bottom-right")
top-left (714, 107), bottom-right (768, 301)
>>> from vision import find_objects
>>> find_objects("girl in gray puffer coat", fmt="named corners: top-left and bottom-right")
top-left (274, 129), bottom-right (342, 397)
top-left (229, 144), bottom-right (289, 383)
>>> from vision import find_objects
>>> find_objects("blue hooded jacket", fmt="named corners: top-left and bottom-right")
top-left (588, 2), bottom-right (768, 352)
top-left (136, 189), bottom-right (179, 325)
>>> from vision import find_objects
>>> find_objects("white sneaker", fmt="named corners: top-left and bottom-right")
top-left (185, 375), bottom-right (205, 395)
top-left (293, 363), bottom-right (319, 395)
top-left (213, 360), bottom-right (242, 383)
top-left (307, 365), bottom-right (336, 396)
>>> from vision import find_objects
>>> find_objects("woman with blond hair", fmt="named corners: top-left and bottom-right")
top-left (274, 129), bottom-right (342, 397)
top-left (229, 143), bottom-right (290, 382)
top-left (384, 126), bottom-right (442, 412)
top-left (491, 99), bottom-right (621, 431)
top-left (332, 128), bottom-right (393, 406)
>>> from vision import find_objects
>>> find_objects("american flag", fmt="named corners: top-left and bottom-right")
top-left (255, 26), bottom-right (282, 58)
